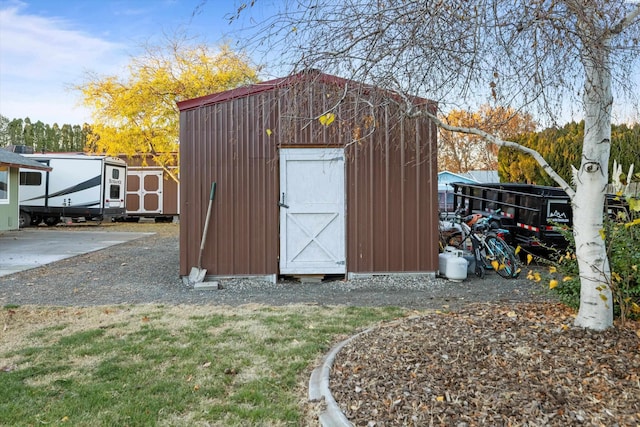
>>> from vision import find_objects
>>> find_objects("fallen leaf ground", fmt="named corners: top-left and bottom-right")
top-left (330, 303), bottom-right (640, 426)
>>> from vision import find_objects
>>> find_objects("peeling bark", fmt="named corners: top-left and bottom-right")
top-left (572, 6), bottom-right (615, 330)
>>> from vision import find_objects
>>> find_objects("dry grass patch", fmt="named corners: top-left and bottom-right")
top-left (1, 303), bottom-right (407, 426)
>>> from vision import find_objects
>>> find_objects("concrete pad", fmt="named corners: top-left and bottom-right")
top-left (0, 229), bottom-right (153, 277)
top-left (308, 328), bottom-right (373, 426)
top-left (193, 281), bottom-right (220, 290)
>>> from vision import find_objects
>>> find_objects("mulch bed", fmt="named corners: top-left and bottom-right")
top-left (330, 303), bottom-right (640, 426)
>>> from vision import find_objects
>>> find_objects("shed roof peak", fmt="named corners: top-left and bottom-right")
top-left (177, 70), bottom-right (433, 112)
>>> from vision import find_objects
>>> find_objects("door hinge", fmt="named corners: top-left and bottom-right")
top-left (278, 192), bottom-right (289, 209)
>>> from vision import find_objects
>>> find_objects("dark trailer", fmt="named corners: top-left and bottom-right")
top-left (453, 182), bottom-right (572, 249)
top-left (452, 182), bottom-right (628, 250)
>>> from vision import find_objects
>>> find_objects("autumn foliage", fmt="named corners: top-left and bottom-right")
top-left (77, 39), bottom-right (258, 182)
top-left (438, 105), bottom-right (536, 172)
top-left (498, 121), bottom-right (640, 186)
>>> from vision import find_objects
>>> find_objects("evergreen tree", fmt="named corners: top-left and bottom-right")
top-left (7, 119), bottom-right (24, 146)
top-left (0, 115), bottom-right (9, 146)
top-left (498, 121), bottom-right (639, 186)
top-left (0, 117), bottom-right (90, 152)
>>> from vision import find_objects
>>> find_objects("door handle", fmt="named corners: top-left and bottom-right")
top-left (279, 192), bottom-right (289, 209)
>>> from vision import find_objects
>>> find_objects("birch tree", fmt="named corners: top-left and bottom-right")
top-left (232, 0), bottom-right (640, 330)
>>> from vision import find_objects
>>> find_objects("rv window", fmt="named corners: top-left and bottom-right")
top-left (19, 171), bottom-right (42, 186)
top-left (112, 169), bottom-right (120, 179)
top-left (110, 184), bottom-right (120, 199)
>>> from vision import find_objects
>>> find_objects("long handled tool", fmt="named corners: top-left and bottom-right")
top-left (189, 182), bottom-right (217, 286)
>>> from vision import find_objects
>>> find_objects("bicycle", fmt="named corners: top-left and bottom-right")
top-left (439, 210), bottom-right (521, 279)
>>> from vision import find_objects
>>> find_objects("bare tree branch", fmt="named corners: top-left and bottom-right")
top-left (417, 109), bottom-right (575, 198)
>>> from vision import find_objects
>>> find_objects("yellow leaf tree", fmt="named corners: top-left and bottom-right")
top-left (77, 38), bottom-right (258, 182)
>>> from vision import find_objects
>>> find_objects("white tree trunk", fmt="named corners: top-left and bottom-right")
top-left (572, 184), bottom-right (613, 330)
top-left (572, 35), bottom-right (614, 330)
top-left (410, 1), bottom-right (640, 331)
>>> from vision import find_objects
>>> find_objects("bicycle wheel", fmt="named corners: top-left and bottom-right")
top-left (472, 242), bottom-right (486, 278)
top-left (474, 261), bottom-right (486, 278)
top-left (486, 235), bottom-right (520, 278)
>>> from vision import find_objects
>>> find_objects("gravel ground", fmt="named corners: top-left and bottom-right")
top-left (0, 222), bottom-right (555, 308)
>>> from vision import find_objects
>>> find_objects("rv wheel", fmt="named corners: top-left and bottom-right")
top-left (19, 211), bottom-right (31, 228)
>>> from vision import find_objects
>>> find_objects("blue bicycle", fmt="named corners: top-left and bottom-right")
top-left (440, 211), bottom-right (520, 279)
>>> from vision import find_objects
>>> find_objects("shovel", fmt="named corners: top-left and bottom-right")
top-left (189, 182), bottom-right (216, 285)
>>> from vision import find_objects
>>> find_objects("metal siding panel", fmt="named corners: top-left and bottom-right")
top-left (181, 76), bottom-right (438, 278)
top-left (375, 131), bottom-right (391, 269)
top-left (180, 94), bottom-right (280, 277)
top-left (427, 115), bottom-right (440, 271)
top-left (200, 108), bottom-right (215, 271)
top-left (387, 112), bottom-right (404, 270)
top-left (387, 117), bottom-right (404, 270)
top-left (346, 105), bottom-right (438, 274)
top-left (179, 111), bottom-right (195, 275)
top-left (223, 100), bottom-right (238, 273)
top-left (232, 99), bottom-right (245, 273)
top-left (402, 120), bottom-right (420, 271)
top-left (347, 136), bottom-right (373, 271)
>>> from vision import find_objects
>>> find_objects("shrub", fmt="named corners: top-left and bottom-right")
top-left (526, 164), bottom-right (640, 324)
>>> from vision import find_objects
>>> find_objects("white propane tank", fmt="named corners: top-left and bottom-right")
top-left (438, 252), bottom-right (451, 277)
top-left (438, 246), bottom-right (457, 277)
top-left (445, 249), bottom-right (468, 281)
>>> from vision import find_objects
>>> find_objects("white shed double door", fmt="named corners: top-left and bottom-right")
top-left (279, 148), bottom-right (346, 275)
top-left (126, 169), bottom-right (163, 215)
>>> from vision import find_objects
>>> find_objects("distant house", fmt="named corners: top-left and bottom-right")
top-left (464, 170), bottom-right (500, 184)
top-left (437, 170), bottom-right (499, 212)
top-left (0, 148), bottom-right (52, 231)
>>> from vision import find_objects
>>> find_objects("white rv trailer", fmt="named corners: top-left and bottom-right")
top-left (18, 154), bottom-right (127, 227)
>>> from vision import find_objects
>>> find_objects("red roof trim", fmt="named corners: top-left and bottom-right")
top-left (177, 70), bottom-right (434, 112)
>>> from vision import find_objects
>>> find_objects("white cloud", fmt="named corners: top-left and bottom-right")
top-left (0, 2), bottom-right (129, 124)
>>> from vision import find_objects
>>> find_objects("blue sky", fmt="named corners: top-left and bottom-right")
top-left (1, 1), bottom-right (638, 127)
top-left (0, 0), bottom-right (257, 125)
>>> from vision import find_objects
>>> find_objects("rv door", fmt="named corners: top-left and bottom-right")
top-left (104, 162), bottom-right (126, 209)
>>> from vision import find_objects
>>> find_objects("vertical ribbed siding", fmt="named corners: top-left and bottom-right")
top-left (179, 95), bottom-right (280, 277)
top-left (179, 75), bottom-right (439, 277)
top-left (345, 103), bottom-right (439, 274)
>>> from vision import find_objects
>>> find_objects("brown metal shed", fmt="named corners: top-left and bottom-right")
top-left (177, 71), bottom-right (439, 281)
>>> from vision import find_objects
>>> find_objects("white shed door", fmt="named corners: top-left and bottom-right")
top-left (126, 170), bottom-right (163, 214)
top-left (279, 148), bottom-right (346, 274)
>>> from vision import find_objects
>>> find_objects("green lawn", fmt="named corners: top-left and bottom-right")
top-left (0, 304), bottom-right (409, 426)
